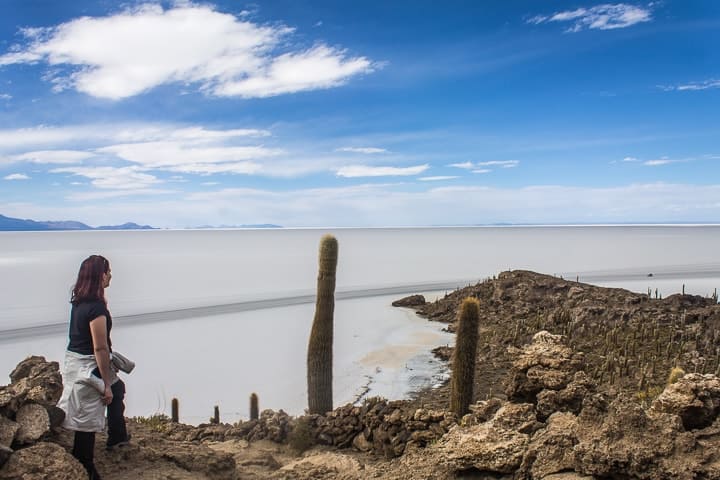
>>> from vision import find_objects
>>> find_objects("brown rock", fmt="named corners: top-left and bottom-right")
top-left (520, 412), bottom-right (578, 479)
top-left (650, 373), bottom-right (720, 430)
top-left (438, 404), bottom-right (533, 474)
top-left (14, 404), bottom-right (50, 445)
top-left (0, 358), bottom-right (62, 417)
top-left (155, 442), bottom-right (237, 480)
top-left (0, 445), bottom-right (10, 469)
top-left (0, 442), bottom-right (86, 480)
top-left (0, 418), bottom-right (18, 449)
top-left (352, 432), bottom-right (372, 452)
top-left (392, 294), bottom-right (426, 307)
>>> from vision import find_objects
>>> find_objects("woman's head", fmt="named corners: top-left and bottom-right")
top-left (71, 255), bottom-right (111, 305)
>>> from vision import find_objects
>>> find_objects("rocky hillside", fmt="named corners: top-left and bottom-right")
top-left (3, 270), bottom-right (720, 479)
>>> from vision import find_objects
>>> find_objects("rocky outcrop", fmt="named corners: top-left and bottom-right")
top-left (0, 356), bottom-right (62, 418)
top-left (0, 442), bottom-right (86, 480)
top-left (650, 373), bottom-right (720, 430)
top-left (506, 331), bottom-right (585, 405)
top-left (391, 294), bottom-right (426, 308)
top-left (0, 357), bottom-right (64, 470)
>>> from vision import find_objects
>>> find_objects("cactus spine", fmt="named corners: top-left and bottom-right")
top-left (250, 393), bottom-right (259, 421)
top-left (450, 297), bottom-right (480, 417)
top-left (307, 234), bottom-right (338, 414)
top-left (171, 397), bottom-right (179, 423)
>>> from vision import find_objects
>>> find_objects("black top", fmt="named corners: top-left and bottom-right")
top-left (67, 300), bottom-right (112, 355)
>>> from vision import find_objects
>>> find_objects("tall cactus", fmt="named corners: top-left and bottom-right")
top-left (171, 397), bottom-right (179, 423)
top-left (450, 297), bottom-right (480, 417)
top-left (307, 234), bottom-right (338, 414)
top-left (250, 393), bottom-right (259, 421)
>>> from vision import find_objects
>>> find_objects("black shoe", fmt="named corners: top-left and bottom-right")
top-left (106, 433), bottom-right (131, 451)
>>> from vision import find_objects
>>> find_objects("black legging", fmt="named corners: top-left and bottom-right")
top-left (72, 379), bottom-right (127, 479)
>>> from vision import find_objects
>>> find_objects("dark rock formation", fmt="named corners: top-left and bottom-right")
top-left (392, 294), bottom-right (426, 307)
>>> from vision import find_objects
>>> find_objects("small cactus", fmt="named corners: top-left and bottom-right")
top-left (667, 367), bottom-right (685, 386)
top-left (450, 297), bottom-right (480, 417)
top-left (250, 393), bottom-right (259, 421)
top-left (307, 234), bottom-right (338, 414)
top-left (171, 398), bottom-right (179, 423)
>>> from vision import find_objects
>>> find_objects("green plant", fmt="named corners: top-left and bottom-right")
top-left (307, 234), bottom-right (338, 414)
top-left (450, 297), bottom-right (480, 417)
top-left (250, 393), bottom-right (259, 421)
top-left (287, 416), bottom-right (315, 454)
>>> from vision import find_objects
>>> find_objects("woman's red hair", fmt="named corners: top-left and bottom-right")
top-left (71, 255), bottom-right (110, 306)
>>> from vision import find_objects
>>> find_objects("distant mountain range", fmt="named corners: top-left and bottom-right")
top-left (0, 214), bottom-right (155, 231)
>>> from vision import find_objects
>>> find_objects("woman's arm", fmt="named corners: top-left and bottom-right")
top-left (89, 315), bottom-right (114, 405)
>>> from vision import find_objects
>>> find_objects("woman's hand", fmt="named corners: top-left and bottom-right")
top-left (103, 385), bottom-right (114, 405)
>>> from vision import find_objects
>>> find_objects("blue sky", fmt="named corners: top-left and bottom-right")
top-left (0, 0), bottom-right (718, 227)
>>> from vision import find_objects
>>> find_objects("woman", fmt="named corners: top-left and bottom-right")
top-left (57, 255), bottom-right (130, 480)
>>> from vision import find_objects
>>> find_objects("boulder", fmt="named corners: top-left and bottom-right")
top-left (506, 331), bottom-right (584, 403)
top-left (0, 446), bottom-right (11, 470)
top-left (14, 404), bottom-right (50, 445)
top-left (573, 394), bottom-right (685, 479)
top-left (0, 357), bottom-right (62, 417)
top-left (275, 452), bottom-right (363, 480)
top-left (0, 418), bottom-right (18, 449)
top-left (536, 371), bottom-right (595, 420)
top-left (650, 373), bottom-right (720, 430)
top-left (438, 403), bottom-right (537, 474)
top-left (392, 294), bottom-right (426, 307)
top-left (519, 412), bottom-right (579, 479)
top-left (0, 442), bottom-right (86, 480)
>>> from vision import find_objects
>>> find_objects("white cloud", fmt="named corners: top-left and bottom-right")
top-left (51, 165), bottom-right (162, 189)
top-left (659, 79), bottom-right (720, 92)
top-left (336, 164), bottom-right (429, 177)
top-left (3, 173), bottom-right (29, 180)
top-left (336, 147), bottom-right (387, 154)
top-left (6, 182), bottom-right (720, 228)
top-left (477, 160), bottom-right (519, 168)
top-left (529, 4), bottom-right (652, 32)
top-left (644, 159), bottom-right (673, 166)
top-left (449, 160), bottom-right (519, 172)
top-left (98, 141), bottom-right (275, 172)
top-left (623, 156), bottom-right (639, 162)
top-left (0, 93), bottom-right (11, 100)
top-left (0, 4), bottom-right (374, 99)
top-left (448, 161), bottom-right (474, 169)
top-left (10, 149), bottom-right (95, 164)
top-left (66, 188), bottom-right (175, 201)
top-left (0, 123), bottom-right (268, 150)
top-left (418, 176), bottom-right (459, 181)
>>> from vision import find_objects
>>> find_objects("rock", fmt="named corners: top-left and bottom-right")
top-left (506, 331), bottom-right (584, 403)
top-left (536, 371), bottom-right (595, 420)
top-left (352, 432), bottom-right (372, 452)
top-left (392, 294), bottom-right (426, 307)
top-left (573, 394), bottom-right (684, 479)
top-left (0, 442), bottom-right (86, 480)
top-left (438, 404), bottom-right (535, 474)
top-left (0, 446), bottom-right (10, 470)
top-left (276, 452), bottom-right (363, 480)
top-left (520, 412), bottom-right (578, 479)
top-left (15, 404), bottom-right (50, 445)
top-left (0, 357), bottom-right (62, 417)
top-left (156, 443), bottom-right (237, 480)
top-left (650, 373), bottom-right (720, 430)
top-left (0, 418), bottom-right (18, 449)
top-left (46, 406), bottom-right (65, 431)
